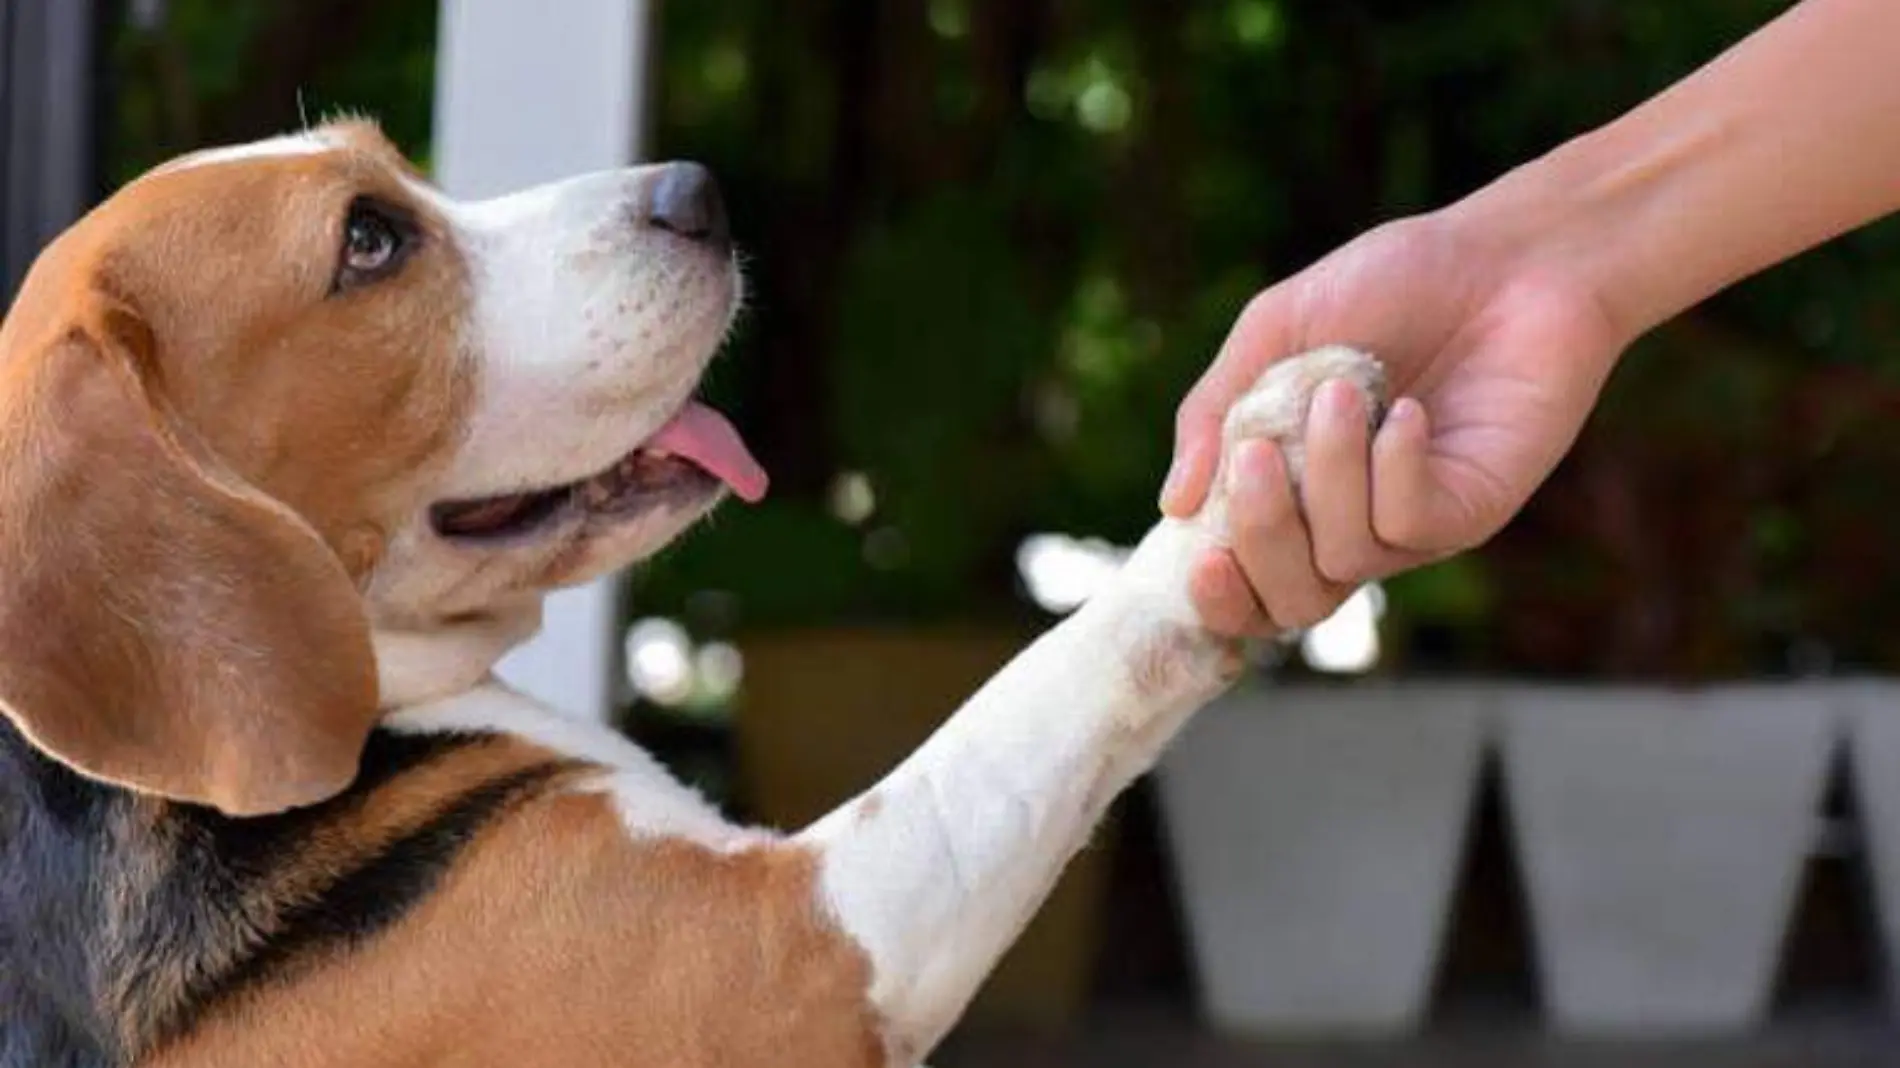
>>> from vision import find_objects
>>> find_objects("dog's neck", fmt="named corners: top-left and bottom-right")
top-left (371, 601), bottom-right (543, 710)
top-left (0, 716), bottom-right (520, 1068)
top-left (1, 718), bottom-right (127, 1068)
top-left (0, 599), bottom-right (552, 1066)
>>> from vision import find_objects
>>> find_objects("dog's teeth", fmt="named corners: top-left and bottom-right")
top-left (645, 447), bottom-right (673, 460)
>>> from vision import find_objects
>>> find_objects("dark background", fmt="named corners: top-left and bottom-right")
top-left (66, 0), bottom-right (1900, 684)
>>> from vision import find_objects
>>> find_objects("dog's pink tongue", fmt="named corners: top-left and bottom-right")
top-left (649, 403), bottom-right (769, 503)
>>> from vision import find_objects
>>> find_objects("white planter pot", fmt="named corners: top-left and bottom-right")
top-left (1157, 682), bottom-right (1488, 1036)
top-left (1499, 685), bottom-right (1837, 1036)
top-left (1840, 680), bottom-right (1900, 1013)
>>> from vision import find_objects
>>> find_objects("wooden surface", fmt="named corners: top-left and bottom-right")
top-left (935, 1010), bottom-right (1900, 1067)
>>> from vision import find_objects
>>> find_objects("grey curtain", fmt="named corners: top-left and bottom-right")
top-left (2, 0), bottom-right (99, 305)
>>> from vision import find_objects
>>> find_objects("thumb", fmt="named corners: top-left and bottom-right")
top-left (1159, 429), bottom-right (1220, 516)
top-left (1162, 288), bottom-right (1298, 517)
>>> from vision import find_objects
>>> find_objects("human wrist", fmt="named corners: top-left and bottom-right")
top-left (1458, 147), bottom-right (1667, 347)
top-left (1429, 137), bottom-right (1658, 356)
top-left (1440, 0), bottom-right (1900, 349)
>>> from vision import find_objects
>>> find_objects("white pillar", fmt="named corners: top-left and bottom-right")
top-left (431, 0), bottom-right (654, 720)
top-left (3, 0), bottom-right (98, 298)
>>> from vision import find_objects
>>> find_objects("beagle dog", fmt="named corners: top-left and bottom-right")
top-left (0, 120), bottom-right (1383, 1067)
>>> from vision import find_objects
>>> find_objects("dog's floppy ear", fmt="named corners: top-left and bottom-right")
top-left (0, 295), bottom-right (379, 815)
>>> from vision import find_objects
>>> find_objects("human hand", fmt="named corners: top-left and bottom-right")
top-left (1162, 210), bottom-right (1629, 636)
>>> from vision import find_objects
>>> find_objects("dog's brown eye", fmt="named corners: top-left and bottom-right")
top-left (334, 199), bottom-right (413, 292)
top-left (346, 212), bottom-right (398, 270)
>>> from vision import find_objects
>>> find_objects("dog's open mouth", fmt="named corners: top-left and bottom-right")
top-left (430, 402), bottom-right (768, 541)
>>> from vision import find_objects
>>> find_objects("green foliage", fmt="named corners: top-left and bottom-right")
top-left (104, 1), bottom-right (436, 185)
top-left (95, 0), bottom-right (1900, 676)
top-left (641, 0), bottom-right (1900, 677)
top-left (830, 191), bottom-right (1051, 606)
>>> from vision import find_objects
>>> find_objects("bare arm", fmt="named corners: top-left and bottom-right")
top-left (803, 349), bottom-right (1382, 1063)
top-left (1166, 0), bottom-right (1900, 636)
top-left (1480, 0), bottom-right (1900, 339)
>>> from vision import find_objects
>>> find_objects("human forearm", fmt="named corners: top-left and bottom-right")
top-left (1454, 0), bottom-right (1900, 344)
top-left (1166, 0), bottom-right (1900, 626)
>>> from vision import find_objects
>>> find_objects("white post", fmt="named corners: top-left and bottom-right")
top-left (431, 0), bottom-right (654, 720)
top-left (3, 0), bottom-right (98, 298)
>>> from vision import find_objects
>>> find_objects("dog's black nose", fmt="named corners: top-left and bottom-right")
top-left (646, 163), bottom-right (730, 249)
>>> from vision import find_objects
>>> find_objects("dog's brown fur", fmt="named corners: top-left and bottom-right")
top-left (0, 122), bottom-right (470, 816)
top-left (0, 122), bottom-right (888, 1068)
top-left (144, 795), bottom-right (882, 1068)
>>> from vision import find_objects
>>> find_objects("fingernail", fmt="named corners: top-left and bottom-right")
top-left (1238, 439), bottom-right (1274, 479)
top-left (1229, 439), bottom-right (1279, 500)
top-left (1159, 456), bottom-right (1185, 511)
top-left (1321, 379), bottom-right (1361, 423)
top-left (1390, 396), bottom-right (1423, 428)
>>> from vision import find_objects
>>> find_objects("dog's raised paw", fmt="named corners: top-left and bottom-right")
top-left (1220, 345), bottom-right (1388, 482)
top-left (1190, 345), bottom-right (1387, 541)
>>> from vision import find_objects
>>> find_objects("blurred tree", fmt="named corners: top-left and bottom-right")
top-left (96, 0), bottom-right (1900, 680)
top-left (104, 0), bottom-right (435, 185)
top-left (640, 0), bottom-right (1900, 682)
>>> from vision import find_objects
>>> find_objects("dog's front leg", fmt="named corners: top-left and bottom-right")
top-left (795, 347), bottom-right (1385, 1064)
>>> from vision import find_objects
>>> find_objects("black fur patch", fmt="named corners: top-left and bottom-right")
top-left (185, 761), bottom-right (559, 1017)
top-left (0, 723), bottom-right (568, 1068)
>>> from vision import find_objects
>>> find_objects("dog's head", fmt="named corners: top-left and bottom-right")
top-left (0, 121), bottom-right (763, 815)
